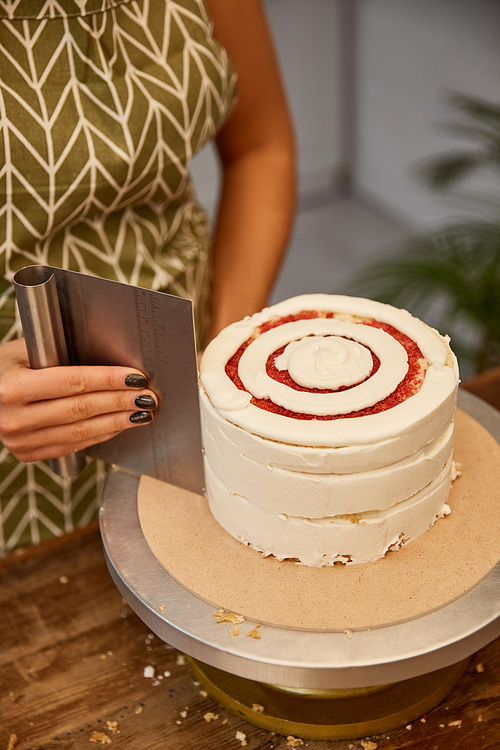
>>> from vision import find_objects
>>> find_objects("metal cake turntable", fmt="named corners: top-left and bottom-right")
top-left (100, 390), bottom-right (500, 740)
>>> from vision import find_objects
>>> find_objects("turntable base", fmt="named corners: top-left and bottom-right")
top-left (100, 391), bottom-right (500, 739)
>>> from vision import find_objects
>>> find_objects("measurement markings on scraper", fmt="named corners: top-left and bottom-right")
top-left (135, 287), bottom-right (174, 485)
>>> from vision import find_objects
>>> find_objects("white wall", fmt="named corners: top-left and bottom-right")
top-left (355, 0), bottom-right (500, 227)
top-left (191, 0), bottom-right (345, 219)
top-left (193, 0), bottom-right (500, 229)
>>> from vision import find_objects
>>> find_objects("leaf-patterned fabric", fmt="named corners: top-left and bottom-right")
top-left (0, 0), bottom-right (237, 551)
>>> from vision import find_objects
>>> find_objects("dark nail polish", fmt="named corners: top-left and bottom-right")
top-left (129, 411), bottom-right (153, 424)
top-left (125, 373), bottom-right (148, 388)
top-left (134, 395), bottom-right (156, 410)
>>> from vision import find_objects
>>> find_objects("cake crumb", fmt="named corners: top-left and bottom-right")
top-left (213, 609), bottom-right (245, 625)
top-left (179, 709), bottom-right (188, 719)
top-left (134, 706), bottom-right (143, 715)
top-left (159, 604), bottom-right (166, 612)
top-left (475, 662), bottom-right (485, 673)
top-left (7, 734), bottom-right (18, 750)
top-left (230, 627), bottom-right (240, 637)
top-left (143, 665), bottom-right (155, 678)
top-left (59, 575), bottom-right (69, 584)
top-left (246, 622), bottom-right (262, 639)
top-left (199, 689), bottom-right (208, 697)
top-left (89, 732), bottom-right (112, 744)
top-left (176, 654), bottom-right (187, 665)
top-left (344, 629), bottom-right (353, 639)
top-left (252, 703), bottom-right (265, 713)
top-left (203, 712), bottom-right (219, 722)
top-left (286, 736), bottom-right (303, 748)
top-left (106, 721), bottom-right (119, 734)
top-left (448, 720), bottom-right (463, 727)
top-left (236, 730), bottom-right (248, 746)
top-left (360, 741), bottom-right (378, 750)
top-left (246, 627), bottom-right (262, 640)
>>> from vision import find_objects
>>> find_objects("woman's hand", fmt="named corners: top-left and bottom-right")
top-left (0, 338), bottom-right (158, 463)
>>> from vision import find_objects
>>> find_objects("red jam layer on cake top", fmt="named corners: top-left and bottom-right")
top-left (225, 311), bottom-right (427, 420)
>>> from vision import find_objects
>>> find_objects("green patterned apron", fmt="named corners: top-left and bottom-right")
top-left (0, 0), bottom-right (237, 551)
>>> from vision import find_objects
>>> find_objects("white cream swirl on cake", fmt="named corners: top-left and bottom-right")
top-left (199, 294), bottom-right (459, 565)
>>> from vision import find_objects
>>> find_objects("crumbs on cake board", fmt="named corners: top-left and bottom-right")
top-left (452, 460), bottom-right (462, 481)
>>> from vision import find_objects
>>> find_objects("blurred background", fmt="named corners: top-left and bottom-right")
top-left (193, 0), bottom-right (500, 378)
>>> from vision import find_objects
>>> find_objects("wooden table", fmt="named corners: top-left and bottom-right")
top-left (1, 518), bottom-right (499, 750)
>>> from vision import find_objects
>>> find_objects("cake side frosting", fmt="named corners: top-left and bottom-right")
top-left (201, 418), bottom-right (455, 517)
top-left (199, 294), bottom-right (459, 566)
top-left (205, 461), bottom-right (453, 566)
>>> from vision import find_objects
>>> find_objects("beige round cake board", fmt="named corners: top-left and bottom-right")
top-left (138, 409), bottom-right (500, 631)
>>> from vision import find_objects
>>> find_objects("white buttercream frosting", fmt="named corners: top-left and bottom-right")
top-left (202, 421), bottom-right (455, 517)
top-left (206, 461), bottom-right (453, 566)
top-left (238, 318), bottom-right (409, 415)
top-left (276, 335), bottom-right (373, 389)
top-left (199, 294), bottom-right (459, 566)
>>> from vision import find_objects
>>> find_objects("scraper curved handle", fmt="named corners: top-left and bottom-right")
top-left (14, 265), bottom-right (86, 478)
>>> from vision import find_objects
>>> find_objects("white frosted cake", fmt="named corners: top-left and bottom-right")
top-left (199, 294), bottom-right (459, 566)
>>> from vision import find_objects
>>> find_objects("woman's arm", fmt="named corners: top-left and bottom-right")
top-left (205, 0), bottom-right (297, 340)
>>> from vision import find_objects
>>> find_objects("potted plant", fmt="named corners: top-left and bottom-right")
top-left (345, 93), bottom-right (500, 377)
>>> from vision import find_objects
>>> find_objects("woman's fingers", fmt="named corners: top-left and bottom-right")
top-left (1, 361), bottom-right (151, 404)
top-left (7, 404), bottom-right (157, 462)
top-left (0, 338), bottom-right (159, 462)
top-left (2, 398), bottom-right (157, 462)
top-left (1, 387), bottom-right (158, 433)
top-left (11, 430), bottom-right (124, 464)
top-left (0, 337), bottom-right (152, 402)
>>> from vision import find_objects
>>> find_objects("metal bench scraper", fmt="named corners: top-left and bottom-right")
top-left (14, 265), bottom-right (205, 495)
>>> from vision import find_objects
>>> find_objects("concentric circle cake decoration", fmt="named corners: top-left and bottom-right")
top-left (199, 294), bottom-right (460, 566)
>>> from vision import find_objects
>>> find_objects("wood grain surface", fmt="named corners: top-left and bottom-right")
top-left (1, 522), bottom-right (498, 750)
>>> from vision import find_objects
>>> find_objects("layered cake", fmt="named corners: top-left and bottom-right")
top-left (199, 294), bottom-right (459, 565)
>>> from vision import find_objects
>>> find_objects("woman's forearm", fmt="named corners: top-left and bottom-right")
top-left (208, 144), bottom-right (296, 339)
top-left (205, 0), bottom-right (297, 341)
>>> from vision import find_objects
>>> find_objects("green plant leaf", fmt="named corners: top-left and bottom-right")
top-left (344, 221), bottom-right (500, 374)
top-left (416, 93), bottom-right (500, 191)
top-left (345, 92), bottom-right (500, 374)
top-left (417, 152), bottom-right (494, 191)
